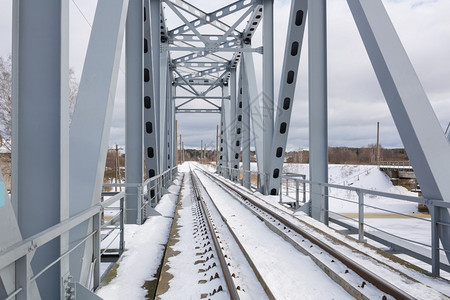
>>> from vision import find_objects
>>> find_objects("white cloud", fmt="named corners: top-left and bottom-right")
top-left (1, 0), bottom-right (449, 150)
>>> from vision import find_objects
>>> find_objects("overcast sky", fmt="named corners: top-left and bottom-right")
top-left (1, 0), bottom-right (449, 151)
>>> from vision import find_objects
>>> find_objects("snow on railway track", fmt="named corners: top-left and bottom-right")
top-left (194, 167), bottom-right (450, 300)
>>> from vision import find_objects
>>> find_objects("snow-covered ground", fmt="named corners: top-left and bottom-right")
top-left (96, 163), bottom-right (449, 298)
top-left (96, 174), bottom-right (183, 299)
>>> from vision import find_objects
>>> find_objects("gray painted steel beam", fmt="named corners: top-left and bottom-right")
top-left (308, 0), bottom-right (328, 224)
top-left (231, 69), bottom-right (243, 182)
top-left (229, 69), bottom-right (238, 181)
top-left (241, 58), bottom-right (251, 189)
top-left (347, 0), bottom-right (450, 263)
top-left (150, 0), bottom-right (161, 173)
top-left (176, 109), bottom-right (221, 114)
top-left (143, 0), bottom-right (160, 191)
top-left (69, 0), bottom-right (128, 286)
top-left (160, 49), bottom-right (169, 172)
top-left (268, 0), bottom-right (308, 195)
top-left (262, 0), bottom-right (274, 195)
top-left (13, 1), bottom-right (69, 298)
top-left (125, 0), bottom-right (144, 224)
top-left (242, 49), bottom-right (263, 175)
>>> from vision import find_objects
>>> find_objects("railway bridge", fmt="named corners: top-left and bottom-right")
top-left (0, 0), bottom-right (449, 299)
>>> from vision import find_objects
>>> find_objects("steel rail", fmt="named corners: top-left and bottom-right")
top-left (190, 169), bottom-right (240, 300)
top-left (199, 169), bottom-right (419, 300)
top-left (192, 169), bottom-right (276, 300)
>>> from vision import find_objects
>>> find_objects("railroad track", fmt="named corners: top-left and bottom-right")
top-left (190, 168), bottom-right (273, 299)
top-left (193, 167), bottom-right (449, 300)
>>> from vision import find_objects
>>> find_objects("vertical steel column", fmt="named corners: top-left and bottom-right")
top-left (150, 0), bottom-right (161, 175)
top-left (242, 49), bottom-right (263, 174)
top-left (308, 0), bottom-right (328, 224)
top-left (160, 49), bottom-right (168, 173)
top-left (229, 69), bottom-right (238, 181)
top-left (241, 59), bottom-right (251, 189)
top-left (232, 67), bottom-right (244, 183)
top-left (218, 96), bottom-right (226, 176)
top-left (172, 85), bottom-right (177, 170)
top-left (223, 84), bottom-right (232, 179)
top-left (262, 0), bottom-right (274, 194)
top-left (125, 0), bottom-right (144, 224)
top-left (268, 0), bottom-right (308, 195)
top-left (13, 1), bottom-right (69, 297)
top-left (143, 0), bottom-right (159, 200)
top-left (221, 86), bottom-right (230, 178)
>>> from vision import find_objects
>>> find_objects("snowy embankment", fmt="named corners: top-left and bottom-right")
top-left (259, 163), bottom-right (420, 214)
top-left (96, 174), bottom-right (183, 299)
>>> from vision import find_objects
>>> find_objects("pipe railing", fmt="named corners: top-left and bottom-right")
top-left (216, 165), bottom-right (448, 277)
top-left (1, 166), bottom-right (178, 299)
top-left (279, 173), bottom-right (449, 277)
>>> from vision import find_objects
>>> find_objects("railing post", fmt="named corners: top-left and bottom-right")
top-left (357, 190), bottom-right (365, 242)
top-left (137, 185), bottom-right (142, 225)
top-left (92, 212), bottom-right (101, 290)
top-left (279, 179), bottom-right (283, 203)
top-left (15, 253), bottom-right (30, 300)
top-left (320, 184), bottom-right (328, 225)
top-left (295, 180), bottom-right (300, 207)
top-left (120, 196), bottom-right (125, 255)
top-left (431, 203), bottom-right (440, 276)
top-left (286, 178), bottom-right (289, 196)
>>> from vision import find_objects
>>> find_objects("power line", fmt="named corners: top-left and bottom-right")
top-left (71, 0), bottom-right (92, 28)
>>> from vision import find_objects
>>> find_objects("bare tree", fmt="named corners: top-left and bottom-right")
top-left (0, 55), bottom-right (79, 150)
top-left (0, 55), bottom-right (12, 151)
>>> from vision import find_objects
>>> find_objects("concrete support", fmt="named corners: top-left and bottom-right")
top-left (308, 0), bottom-right (328, 224)
top-left (125, 0), bottom-right (144, 224)
top-left (12, 1), bottom-right (69, 298)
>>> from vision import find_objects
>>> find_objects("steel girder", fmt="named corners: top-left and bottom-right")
top-left (308, 0), bottom-right (329, 223)
top-left (125, 0), bottom-right (144, 224)
top-left (241, 58), bottom-right (251, 189)
top-left (268, 0), bottom-right (308, 195)
top-left (143, 0), bottom-right (160, 198)
top-left (12, 1), bottom-right (71, 298)
top-left (69, 0), bottom-right (129, 289)
top-left (347, 0), bottom-right (450, 265)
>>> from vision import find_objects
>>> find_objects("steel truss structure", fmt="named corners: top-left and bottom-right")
top-left (0, 0), bottom-right (449, 298)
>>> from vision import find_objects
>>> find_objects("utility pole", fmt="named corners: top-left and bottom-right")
top-left (201, 140), bottom-right (203, 163)
top-left (179, 134), bottom-right (182, 165)
top-left (114, 144), bottom-right (122, 192)
top-left (216, 125), bottom-right (219, 166)
top-left (377, 122), bottom-right (380, 165)
top-left (182, 141), bottom-right (185, 163)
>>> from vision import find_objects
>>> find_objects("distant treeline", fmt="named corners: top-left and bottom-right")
top-left (179, 145), bottom-right (408, 165)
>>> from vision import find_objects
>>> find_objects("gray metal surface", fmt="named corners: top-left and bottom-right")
top-left (347, 0), bottom-right (450, 264)
top-left (125, 0), bottom-right (144, 224)
top-left (143, 0), bottom-right (160, 193)
top-left (13, 1), bottom-right (69, 297)
top-left (68, 0), bottom-right (129, 286)
top-left (268, 0), bottom-right (308, 195)
top-left (308, 0), bottom-right (328, 224)
top-left (262, 0), bottom-right (274, 194)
